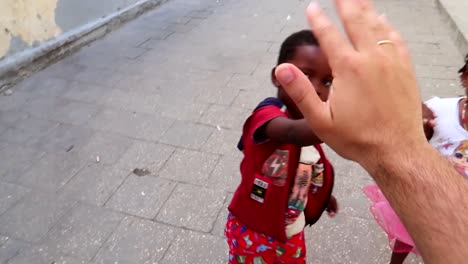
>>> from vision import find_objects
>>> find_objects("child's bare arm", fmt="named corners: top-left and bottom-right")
top-left (422, 103), bottom-right (435, 140)
top-left (259, 117), bottom-right (322, 146)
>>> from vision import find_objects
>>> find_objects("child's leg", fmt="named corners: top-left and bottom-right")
top-left (390, 240), bottom-right (411, 264)
top-left (225, 214), bottom-right (276, 264)
top-left (390, 251), bottom-right (409, 264)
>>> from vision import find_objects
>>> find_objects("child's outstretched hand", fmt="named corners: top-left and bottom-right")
top-left (326, 195), bottom-right (338, 218)
top-left (422, 103), bottom-right (436, 140)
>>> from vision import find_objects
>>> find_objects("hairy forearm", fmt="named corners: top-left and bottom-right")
top-left (363, 143), bottom-right (468, 263)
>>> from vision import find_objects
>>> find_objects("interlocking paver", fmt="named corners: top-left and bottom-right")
top-left (0, 144), bottom-right (45, 183)
top-left (205, 155), bottom-right (241, 193)
top-left (0, 91), bottom-right (31, 112)
top-left (196, 85), bottom-right (240, 105)
top-left (198, 104), bottom-right (249, 130)
top-left (8, 245), bottom-right (87, 264)
top-left (1, 117), bottom-right (58, 145)
top-left (77, 131), bottom-right (134, 166)
top-left (0, 110), bottom-right (28, 130)
top-left (232, 89), bottom-right (273, 109)
top-left (89, 107), bottom-right (174, 142)
top-left (159, 148), bottom-right (219, 184)
top-left (115, 141), bottom-right (175, 173)
top-left (71, 68), bottom-right (121, 88)
top-left (45, 204), bottom-right (123, 261)
top-left (160, 230), bottom-right (228, 264)
top-left (201, 129), bottom-right (242, 157)
top-left (92, 217), bottom-right (178, 264)
top-left (62, 82), bottom-right (109, 104)
top-left (103, 88), bottom-right (161, 114)
top-left (211, 193), bottom-right (233, 237)
top-left (39, 59), bottom-right (86, 80)
top-left (305, 214), bottom-right (389, 263)
top-left (156, 98), bottom-right (209, 121)
top-left (227, 73), bottom-right (265, 91)
top-left (51, 101), bottom-right (99, 125)
top-left (0, 192), bottom-right (76, 243)
top-left (15, 76), bottom-right (72, 96)
top-left (16, 152), bottom-right (87, 192)
top-left (26, 123), bottom-right (94, 153)
top-left (0, 182), bottom-right (30, 216)
top-left (60, 165), bottom-right (130, 207)
top-left (156, 183), bottom-right (225, 232)
top-left (105, 175), bottom-right (177, 219)
top-left (159, 120), bottom-right (213, 149)
top-left (0, 235), bottom-right (30, 263)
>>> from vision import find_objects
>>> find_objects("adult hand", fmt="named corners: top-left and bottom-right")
top-left (275, 1), bottom-right (468, 263)
top-left (275, 0), bottom-right (425, 168)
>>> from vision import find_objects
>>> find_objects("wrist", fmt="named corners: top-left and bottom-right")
top-left (358, 138), bottom-right (433, 182)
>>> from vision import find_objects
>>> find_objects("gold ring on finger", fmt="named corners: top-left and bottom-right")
top-left (377, 40), bottom-right (394, 46)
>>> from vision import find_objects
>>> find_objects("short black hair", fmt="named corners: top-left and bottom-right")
top-left (277, 30), bottom-right (319, 65)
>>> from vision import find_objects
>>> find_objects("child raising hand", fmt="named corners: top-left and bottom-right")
top-left (225, 30), bottom-right (337, 264)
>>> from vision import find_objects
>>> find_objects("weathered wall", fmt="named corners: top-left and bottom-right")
top-left (0, 0), bottom-right (141, 60)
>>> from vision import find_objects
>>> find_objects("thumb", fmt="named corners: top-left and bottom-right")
top-left (275, 63), bottom-right (331, 130)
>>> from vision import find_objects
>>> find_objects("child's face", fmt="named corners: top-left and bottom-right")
top-left (277, 45), bottom-right (333, 118)
top-left (291, 45), bottom-right (333, 101)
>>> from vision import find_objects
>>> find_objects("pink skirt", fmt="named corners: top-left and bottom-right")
top-left (363, 185), bottom-right (419, 255)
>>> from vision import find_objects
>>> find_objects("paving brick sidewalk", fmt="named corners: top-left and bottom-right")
top-left (0, 0), bottom-right (462, 263)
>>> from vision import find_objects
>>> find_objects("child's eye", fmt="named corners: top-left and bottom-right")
top-left (322, 78), bottom-right (333, 87)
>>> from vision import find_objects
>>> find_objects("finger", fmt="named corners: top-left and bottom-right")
top-left (334, 0), bottom-right (380, 50)
top-left (386, 29), bottom-right (411, 65)
top-left (376, 15), bottom-right (399, 44)
top-left (375, 15), bottom-right (404, 58)
top-left (275, 64), bottom-right (332, 131)
top-left (332, 197), bottom-right (338, 212)
top-left (306, 2), bottom-right (353, 66)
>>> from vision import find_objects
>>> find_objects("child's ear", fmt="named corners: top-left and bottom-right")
top-left (271, 67), bottom-right (281, 87)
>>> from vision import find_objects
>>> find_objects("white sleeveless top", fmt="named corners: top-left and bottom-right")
top-left (426, 97), bottom-right (468, 178)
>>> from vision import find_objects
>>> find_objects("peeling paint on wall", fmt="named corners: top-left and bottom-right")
top-left (0, 0), bottom-right (62, 58)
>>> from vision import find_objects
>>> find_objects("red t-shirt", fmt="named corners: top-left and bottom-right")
top-left (229, 102), bottom-right (300, 242)
top-left (229, 98), bottom-right (334, 242)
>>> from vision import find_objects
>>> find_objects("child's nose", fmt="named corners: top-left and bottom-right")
top-left (312, 80), bottom-right (321, 91)
top-left (313, 82), bottom-right (325, 95)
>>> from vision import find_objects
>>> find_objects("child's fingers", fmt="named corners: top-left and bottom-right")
top-left (326, 196), bottom-right (338, 217)
top-left (423, 119), bottom-right (436, 128)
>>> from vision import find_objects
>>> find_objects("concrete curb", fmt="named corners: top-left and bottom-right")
top-left (0, 0), bottom-right (170, 90)
top-left (436, 0), bottom-right (468, 55)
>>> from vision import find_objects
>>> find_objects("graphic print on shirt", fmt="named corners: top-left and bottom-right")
top-left (450, 140), bottom-right (468, 179)
top-left (262, 149), bottom-right (289, 186)
top-left (286, 164), bottom-right (311, 225)
top-left (310, 163), bottom-right (325, 193)
top-left (434, 137), bottom-right (456, 153)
